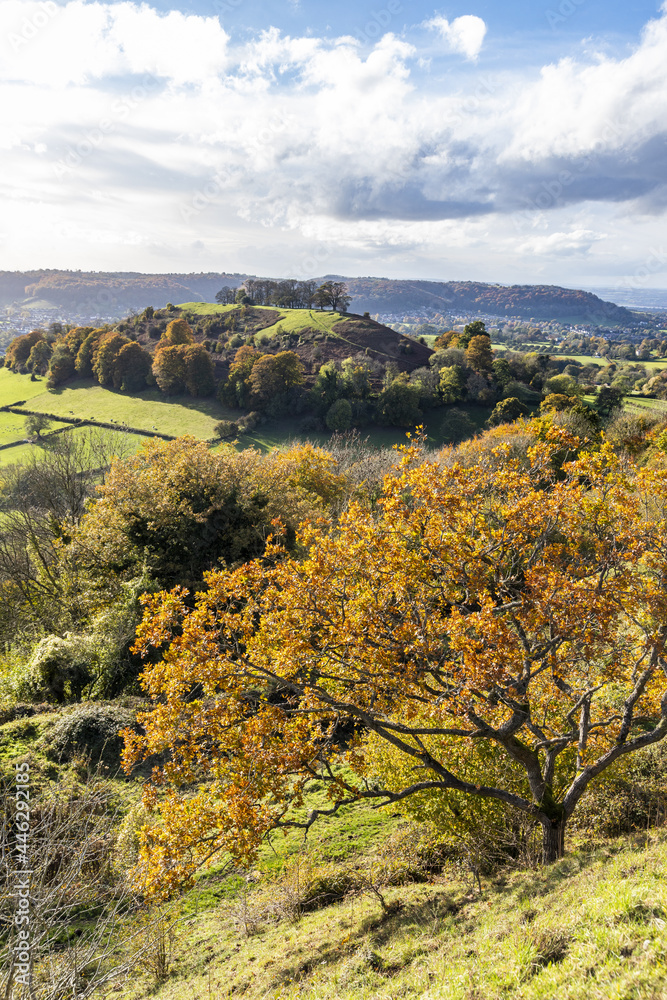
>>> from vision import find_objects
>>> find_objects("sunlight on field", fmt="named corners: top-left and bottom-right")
top-left (0, 369), bottom-right (52, 406)
top-left (25, 380), bottom-right (232, 439)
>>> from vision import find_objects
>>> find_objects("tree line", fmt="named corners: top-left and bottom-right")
top-left (216, 279), bottom-right (352, 312)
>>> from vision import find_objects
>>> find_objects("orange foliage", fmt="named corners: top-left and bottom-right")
top-left (124, 426), bottom-right (667, 892)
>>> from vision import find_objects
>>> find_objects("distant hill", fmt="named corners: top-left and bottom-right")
top-left (0, 270), bottom-right (633, 325)
top-left (0, 271), bottom-right (250, 312)
top-left (342, 278), bottom-right (634, 324)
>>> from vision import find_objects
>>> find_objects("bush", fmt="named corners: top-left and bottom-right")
top-left (45, 703), bottom-right (137, 771)
top-left (571, 743), bottom-right (667, 836)
top-left (326, 398), bottom-right (353, 432)
top-left (237, 411), bottom-right (262, 433)
top-left (298, 415), bottom-right (323, 434)
top-left (214, 419), bottom-right (238, 439)
top-left (26, 635), bottom-right (94, 704)
top-left (487, 397), bottom-right (529, 427)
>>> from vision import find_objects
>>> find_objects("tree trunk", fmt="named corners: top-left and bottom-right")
top-left (541, 816), bottom-right (566, 864)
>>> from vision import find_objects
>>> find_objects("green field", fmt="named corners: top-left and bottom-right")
top-left (0, 369), bottom-right (55, 405)
top-left (0, 425), bottom-right (148, 468)
top-left (24, 380), bottom-right (236, 439)
top-left (625, 395), bottom-right (667, 414)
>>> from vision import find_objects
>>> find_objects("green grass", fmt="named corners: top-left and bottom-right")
top-left (624, 396), bottom-right (667, 414)
top-left (0, 423), bottom-right (148, 468)
top-left (179, 302), bottom-right (349, 340)
top-left (24, 380), bottom-right (236, 439)
top-left (0, 412), bottom-right (71, 447)
top-left (117, 824), bottom-right (667, 1000)
top-left (0, 369), bottom-right (54, 405)
top-left (218, 407), bottom-right (492, 455)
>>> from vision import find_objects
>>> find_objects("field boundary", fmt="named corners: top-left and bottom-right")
top-left (2, 405), bottom-right (183, 442)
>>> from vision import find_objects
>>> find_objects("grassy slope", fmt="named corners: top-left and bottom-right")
top-left (119, 825), bottom-right (667, 1000)
top-left (180, 302), bottom-right (345, 334)
top-left (21, 381), bottom-right (235, 439)
top-left (0, 368), bottom-right (53, 405)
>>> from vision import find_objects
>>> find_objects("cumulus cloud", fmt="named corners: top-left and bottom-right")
top-left (424, 13), bottom-right (487, 61)
top-left (0, 0), bottom-right (666, 279)
top-left (0, 1), bottom-right (230, 85)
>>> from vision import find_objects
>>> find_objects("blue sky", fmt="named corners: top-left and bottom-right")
top-left (1, 0), bottom-right (666, 291)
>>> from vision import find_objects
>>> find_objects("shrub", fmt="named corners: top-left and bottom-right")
top-left (571, 743), bottom-right (667, 836)
top-left (326, 398), bottom-right (353, 432)
top-left (298, 415), bottom-right (323, 434)
top-left (26, 635), bottom-right (94, 703)
top-left (45, 704), bottom-right (137, 771)
top-left (487, 397), bottom-right (529, 427)
top-left (214, 420), bottom-right (238, 439)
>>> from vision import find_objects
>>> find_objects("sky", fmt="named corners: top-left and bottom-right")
top-left (1, 0), bottom-right (667, 290)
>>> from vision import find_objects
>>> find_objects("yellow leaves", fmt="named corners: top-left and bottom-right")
top-left (122, 424), bottom-right (667, 889)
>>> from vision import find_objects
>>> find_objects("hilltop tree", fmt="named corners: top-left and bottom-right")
top-left (124, 427), bottom-right (667, 895)
top-left (314, 281), bottom-right (351, 312)
top-left (215, 286), bottom-right (236, 305)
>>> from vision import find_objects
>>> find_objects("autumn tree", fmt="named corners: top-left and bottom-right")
top-left (465, 334), bottom-right (494, 372)
top-left (47, 345), bottom-right (75, 387)
top-left (26, 339), bottom-right (52, 375)
top-left (72, 437), bottom-right (345, 594)
top-left (152, 345), bottom-right (187, 395)
top-left (124, 425), bottom-right (667, 895)
top-left (183, 344), bottom-right (215, 397)
top-left (93, 334), bottom-right (129, 387)
top-left (5, 330), bottom-right (45, 370)
top-left (218, 346), bottom-right (259, 408)
top-left (162, 319), bottom-right (194, 346)
top-left (75, 330), bottom-right (102, 378)
top-left (248, 351), bottom-right (304, 408)
top-left (114, 341), bottom-right (153, 392)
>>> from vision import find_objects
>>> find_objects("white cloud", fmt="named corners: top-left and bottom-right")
top-left (424, 14), bottom-right (487, 61)
top-left (518, 230), bottom-right (606, 257)
top-left (0, 1), bottom-right (666, 282)
top-left (0, 1), bottom-right (230, 86)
